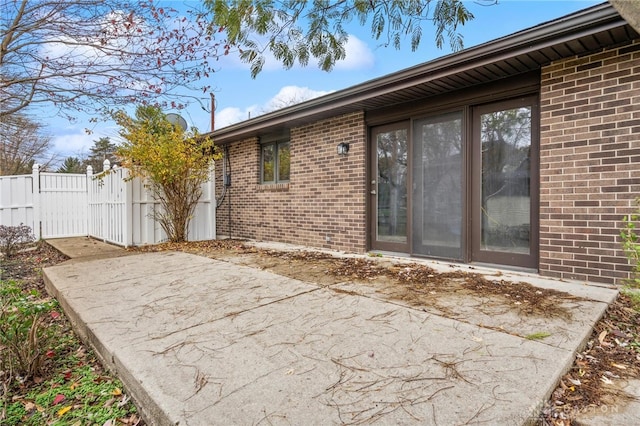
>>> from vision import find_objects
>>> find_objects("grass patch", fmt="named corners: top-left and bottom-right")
top-left (1, 242), bottom-right (142, 426)
top-left (2, 357), bottom-right (136, 425)
top-left (0, 287), bottom-right (141, 425)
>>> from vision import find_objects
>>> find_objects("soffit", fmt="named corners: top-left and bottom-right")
top-left (211, 3), bottom-right (637, 144)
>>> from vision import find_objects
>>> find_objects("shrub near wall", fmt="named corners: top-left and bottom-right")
top-left (539, 39), bottom-right (640, 284)
top-left (216, 112), bottom-right (367, 253)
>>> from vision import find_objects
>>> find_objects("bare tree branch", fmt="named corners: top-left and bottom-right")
top-left (0, 114), bottom-right (57, 175)
top-left (1, 0), bottom-right (221, 120)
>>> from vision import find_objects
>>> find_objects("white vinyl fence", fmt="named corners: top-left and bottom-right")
top-left (0, 163), bottom-right (216, 246)
top-left (40, 170), bottom-right (88, 238)
top-left (0, 172), bottom-right (37, 236)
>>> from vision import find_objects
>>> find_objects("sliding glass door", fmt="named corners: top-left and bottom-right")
top-left (412, 112), bottom-right (463, 259)
top-left (472, 97), bottom-right (538, 268)
top-left (371, 123), bottom-right (408, 252)
top-left (369, 96), bottom-right (537, 269)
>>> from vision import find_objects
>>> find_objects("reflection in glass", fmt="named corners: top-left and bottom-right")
top-left (377, 129), bottom-right (407, 243)
top-left (278, 142), bottom-right (290, 181)
top-left (480, 107), bottom-right (531, 254)
top-left (262, 144), bottom-right (274, 182)
top-left (413, 112), bottom-right (463, 259)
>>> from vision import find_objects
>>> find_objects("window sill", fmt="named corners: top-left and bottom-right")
top-left (256, 182), bottom-right (289, 192)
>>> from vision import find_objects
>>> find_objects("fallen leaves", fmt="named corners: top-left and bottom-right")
top-left (525, 331), bottom-right (552, 341)
top-left (52, 394), bottom-right (66, 405)
top-left (541, 292), bottom-right (640, 424)
top-left (129, 238), bottom-right (256, 256)
top-left (331, 258), bottom-right (388, 280)
top-left (598, 330), bottom-right (607, 345)
top-left (0, 241), bottom-right (68, 290)
top-left (600, 376), bottom-right (614, 385)
top-left (57, 405), bottom-right (72, 417)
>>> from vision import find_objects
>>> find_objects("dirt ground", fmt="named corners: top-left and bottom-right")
top-left (130, 239), bottom-right (640, 425)
top-left (0, 241), bottom-right (68, 287)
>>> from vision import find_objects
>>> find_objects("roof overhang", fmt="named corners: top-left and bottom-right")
top-left (211, 3), bottom-right (637, 144)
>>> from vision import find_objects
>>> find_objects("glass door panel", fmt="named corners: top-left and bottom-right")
top-left (412, 112), bottom-right (463, 259)
top-left (472, 97), bottom-right (537, 268)
top-left (372, 124), bottom-right (408, 251)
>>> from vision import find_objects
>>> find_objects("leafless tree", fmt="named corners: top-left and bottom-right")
top-left (0, 114), bottom-right (57, 175)
top-left (1, 0), bottom-right (221, 120)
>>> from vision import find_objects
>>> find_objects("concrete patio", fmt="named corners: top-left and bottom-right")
top-left (43, 237), bottom-right (622, 425)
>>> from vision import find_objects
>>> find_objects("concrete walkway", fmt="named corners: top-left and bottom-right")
top-left (43, 238), bottom-right (622, 425)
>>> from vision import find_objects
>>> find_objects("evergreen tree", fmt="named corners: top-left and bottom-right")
top-left (85, 137), bottom-right (118, 172)
top-left (57, 156), bottom-right (85, 173)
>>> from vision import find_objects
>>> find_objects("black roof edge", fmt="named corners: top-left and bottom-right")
top-left (210, 2), bottom-right (625, 144)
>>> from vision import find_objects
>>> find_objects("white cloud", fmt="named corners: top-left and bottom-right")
top-left (51, 126), bottom-right (117, 159)
top-left (215, 86), bottom-right (333, 128)
top-left (52, 132), bottom-right (94, 158)
top-left (215, 105), bottom-right (259, 128)
top-left (334, 35), bottom-right (375, 70)
top-left (264, 86), bottom-right (333, 112)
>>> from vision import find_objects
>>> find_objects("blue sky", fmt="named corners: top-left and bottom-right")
top-left (49, 0), bottom-right (603, 158)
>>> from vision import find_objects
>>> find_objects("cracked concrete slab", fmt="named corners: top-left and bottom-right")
top-left (43, 247), bottom-right (619, 425)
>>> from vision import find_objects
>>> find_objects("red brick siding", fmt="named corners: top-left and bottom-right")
top-left (215, 111), bottom-right (367, 252)
top-left (539, 40), bottom-right (640, 284)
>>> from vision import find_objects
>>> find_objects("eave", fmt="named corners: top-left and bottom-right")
top-left (210, 3), bottom-right (637, 144)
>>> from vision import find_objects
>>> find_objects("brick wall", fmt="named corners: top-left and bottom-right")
top-left (540, 39), bottom-right (640, 284)
top-left (215, 111), bottom-right (367, 252)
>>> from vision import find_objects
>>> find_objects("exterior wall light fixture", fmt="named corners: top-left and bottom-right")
top-left (337, 142), bottom-right (350, 156)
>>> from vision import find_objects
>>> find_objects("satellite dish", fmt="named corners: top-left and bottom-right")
top-left (166, 113), bottom-right (188, 131)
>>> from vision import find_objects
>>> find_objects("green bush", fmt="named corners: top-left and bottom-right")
top-left (620, 198), bottom-right (640, 288)
top-left (0, 280), bottom-right (58, 381)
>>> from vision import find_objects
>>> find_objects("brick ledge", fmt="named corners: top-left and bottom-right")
top-left (255, 183), bottom-right (289, 192)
